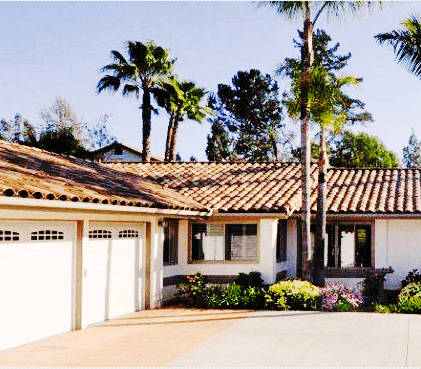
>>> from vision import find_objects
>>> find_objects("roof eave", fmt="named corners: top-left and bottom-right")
top-left (0, 196), bottom-right (210, 217)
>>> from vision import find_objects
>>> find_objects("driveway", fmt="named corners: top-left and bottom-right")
top-left (0, 308), bottom-right (420, 367)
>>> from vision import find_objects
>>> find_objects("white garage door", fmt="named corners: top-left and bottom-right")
top-left (87, 222), bottom-right (145, 326)
top-left (0, 221), bottom-right (75, 352)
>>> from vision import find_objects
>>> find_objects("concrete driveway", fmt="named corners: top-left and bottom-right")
top-left (0, 308), bottom-right (420, 367)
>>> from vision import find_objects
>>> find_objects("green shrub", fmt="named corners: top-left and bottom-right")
top-left (401, 269), bottom-right (421, 289)
top-left (177, 272), bottom-right (215, 308)
top-left (269, 280), bottom-right (320, 311)
top-left (373, 303), bottom-right (398, 313)
top-left (218, 283), bottom-right (246, 308)
top-left (334, 299), bottom-right (352, 312)
top-left (397, 282), bottom-right (421, 313)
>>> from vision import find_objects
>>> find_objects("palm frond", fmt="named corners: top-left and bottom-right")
top-left (122, 84), bottom-right (140, 98)
top-left (97, 76), bottom-right (121, 94)
top-left (376, 14), bottom-right (421, 78)
top-left (259, 1), bottom-right (306, 20)
top-left (110, 50), bottom-right (127, 64)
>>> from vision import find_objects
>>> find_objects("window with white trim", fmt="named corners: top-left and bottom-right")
top-left (89, 230), bottom-right (112, 239)
top-left (191, 223), bottom-right (257, 262)
top-left (31, 230), bottom-right (64, 241)
top-left (0, 230), bottom-right (19, 242)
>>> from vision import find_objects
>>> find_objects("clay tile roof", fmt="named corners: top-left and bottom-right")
top-left (107, 161), bottom-right (312, 215)
top-left (109, 162), bottom-right (421, 215)
top-left (0, 141), bottom-right (206, 211)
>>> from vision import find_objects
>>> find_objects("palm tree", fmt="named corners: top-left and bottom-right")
top-left (154, 77), bottom-right (209, 162)
top-left (97, 41), bottom-right (175, 162)
top-left (375, 15), bottom-right (421, 78)
top-left (261, 1), bottom-right (380, 283)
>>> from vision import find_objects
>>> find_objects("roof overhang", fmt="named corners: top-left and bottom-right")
top-left (0, 196), bottom-right (211, 217)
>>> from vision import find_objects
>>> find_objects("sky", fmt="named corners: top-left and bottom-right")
top-left (1, 1), bottom-right (421, 162)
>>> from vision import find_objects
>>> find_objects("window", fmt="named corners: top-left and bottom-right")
top-left (163, 219), bottom-right (178, 266)
top-left (114, 143), bottom-right (123, 155)
top-left (276, 220), bottom-right (287, 262)
top-left (89, 230), bottom-right (112, 239)
top-left (326, 224), bottom-right (371, 268)
top-left (119, 229), bottom-right (139, 238)
top-left (0, 230), bottom-right (19, 242)
top-left (31, 230), bottom-right (64, 241)
top-left (191, 223), bottom-right (258, 262)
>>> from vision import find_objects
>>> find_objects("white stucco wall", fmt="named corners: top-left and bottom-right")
top-left (375, 219), bottom-right (421, 289)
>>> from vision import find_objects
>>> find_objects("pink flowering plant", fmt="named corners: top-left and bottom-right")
top-left (320, 283), bottom-right (364, 312)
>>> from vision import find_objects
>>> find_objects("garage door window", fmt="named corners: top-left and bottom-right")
top-left (31, 230), bottom-right (64, 241)
top-left (119, 229), bottom-right (139, 238)
top-left (0, 230), bottom-right (19, 241)
top-left (89, 230), bottom-right (112, 239)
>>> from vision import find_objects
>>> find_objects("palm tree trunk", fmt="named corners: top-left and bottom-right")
top-left (168, 111), bottom-right (181, 161)
top-left (313, 126), bottom-right (327, 286)
top-left (300, 4), bottom-right (314, 279)
top-left (142, 88), bottom-right (151, 162)
top-left (165, 113), bottom-right (175, 162)
top-left (270, 129), bottom-right (278, 160)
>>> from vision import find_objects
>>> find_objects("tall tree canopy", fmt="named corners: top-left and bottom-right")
top-left (330, 131), bottom-right (399, 168)
top-left (376, 15), bottom-right (421, 78)
top-left (0, 114), bottom-right (36, 145)
top-left (206, 69), bottom-right (285, 162)
top-left (1, 97), bottom-right (115, 157)
top-left (97, 41), bottom-right (175, 161)
top-left (279, 29), bottom-right (371, 136)
top-left (279, 29), bottom-right (371, 285)
top-left (261, 1), bottom-right (380, 281)
top-left (154, 76), bottom-right (208, 162)
top-left (403, 129), bottom-right (421, 168)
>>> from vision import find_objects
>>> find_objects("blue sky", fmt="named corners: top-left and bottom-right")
top-left (1, 1), bottom-right (421, 162)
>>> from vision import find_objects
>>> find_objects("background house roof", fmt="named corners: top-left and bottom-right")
top-left (108, 162), bottom-right (421, 215)
top-left (91, 142), bottom-right (163, 163)
top-left (0, 141), bottom-right (205, 211)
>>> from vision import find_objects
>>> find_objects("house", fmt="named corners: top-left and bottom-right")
top-left (91, 141), bottom-right (163, 163)
top-left (1, 140), bottom-right (421, 351)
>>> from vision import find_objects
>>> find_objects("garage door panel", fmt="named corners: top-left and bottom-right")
top-left (87, 223), bottom-right (145, 326)
top-left (0, 221), bottom-right (75, 352)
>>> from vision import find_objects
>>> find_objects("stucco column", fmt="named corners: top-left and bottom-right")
top-left (77, 218), bottom-right (90, 329)
top-left (148, 218), bottom-right (164, 309)
top-left (179, 220), bottom-right (189, 274)
top-left (259, 219), bottom-right (278, 284)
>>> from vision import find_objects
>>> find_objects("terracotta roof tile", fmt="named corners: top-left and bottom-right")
top-left (108, 162), bottom-right (421, 215)
top-left (5, 142), bottom-right (421, 215)
top-left (0, 141), bottom-right (205, 211)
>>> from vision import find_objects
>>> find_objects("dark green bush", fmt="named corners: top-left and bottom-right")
top-left (234, 272), bottom-right (264, 289)
top-left (361, 271), bottom-right (385, 298)
top-left (401, 269), bottom-right (421, 289)
top-left (269, 280), bottom-right (321, 311)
